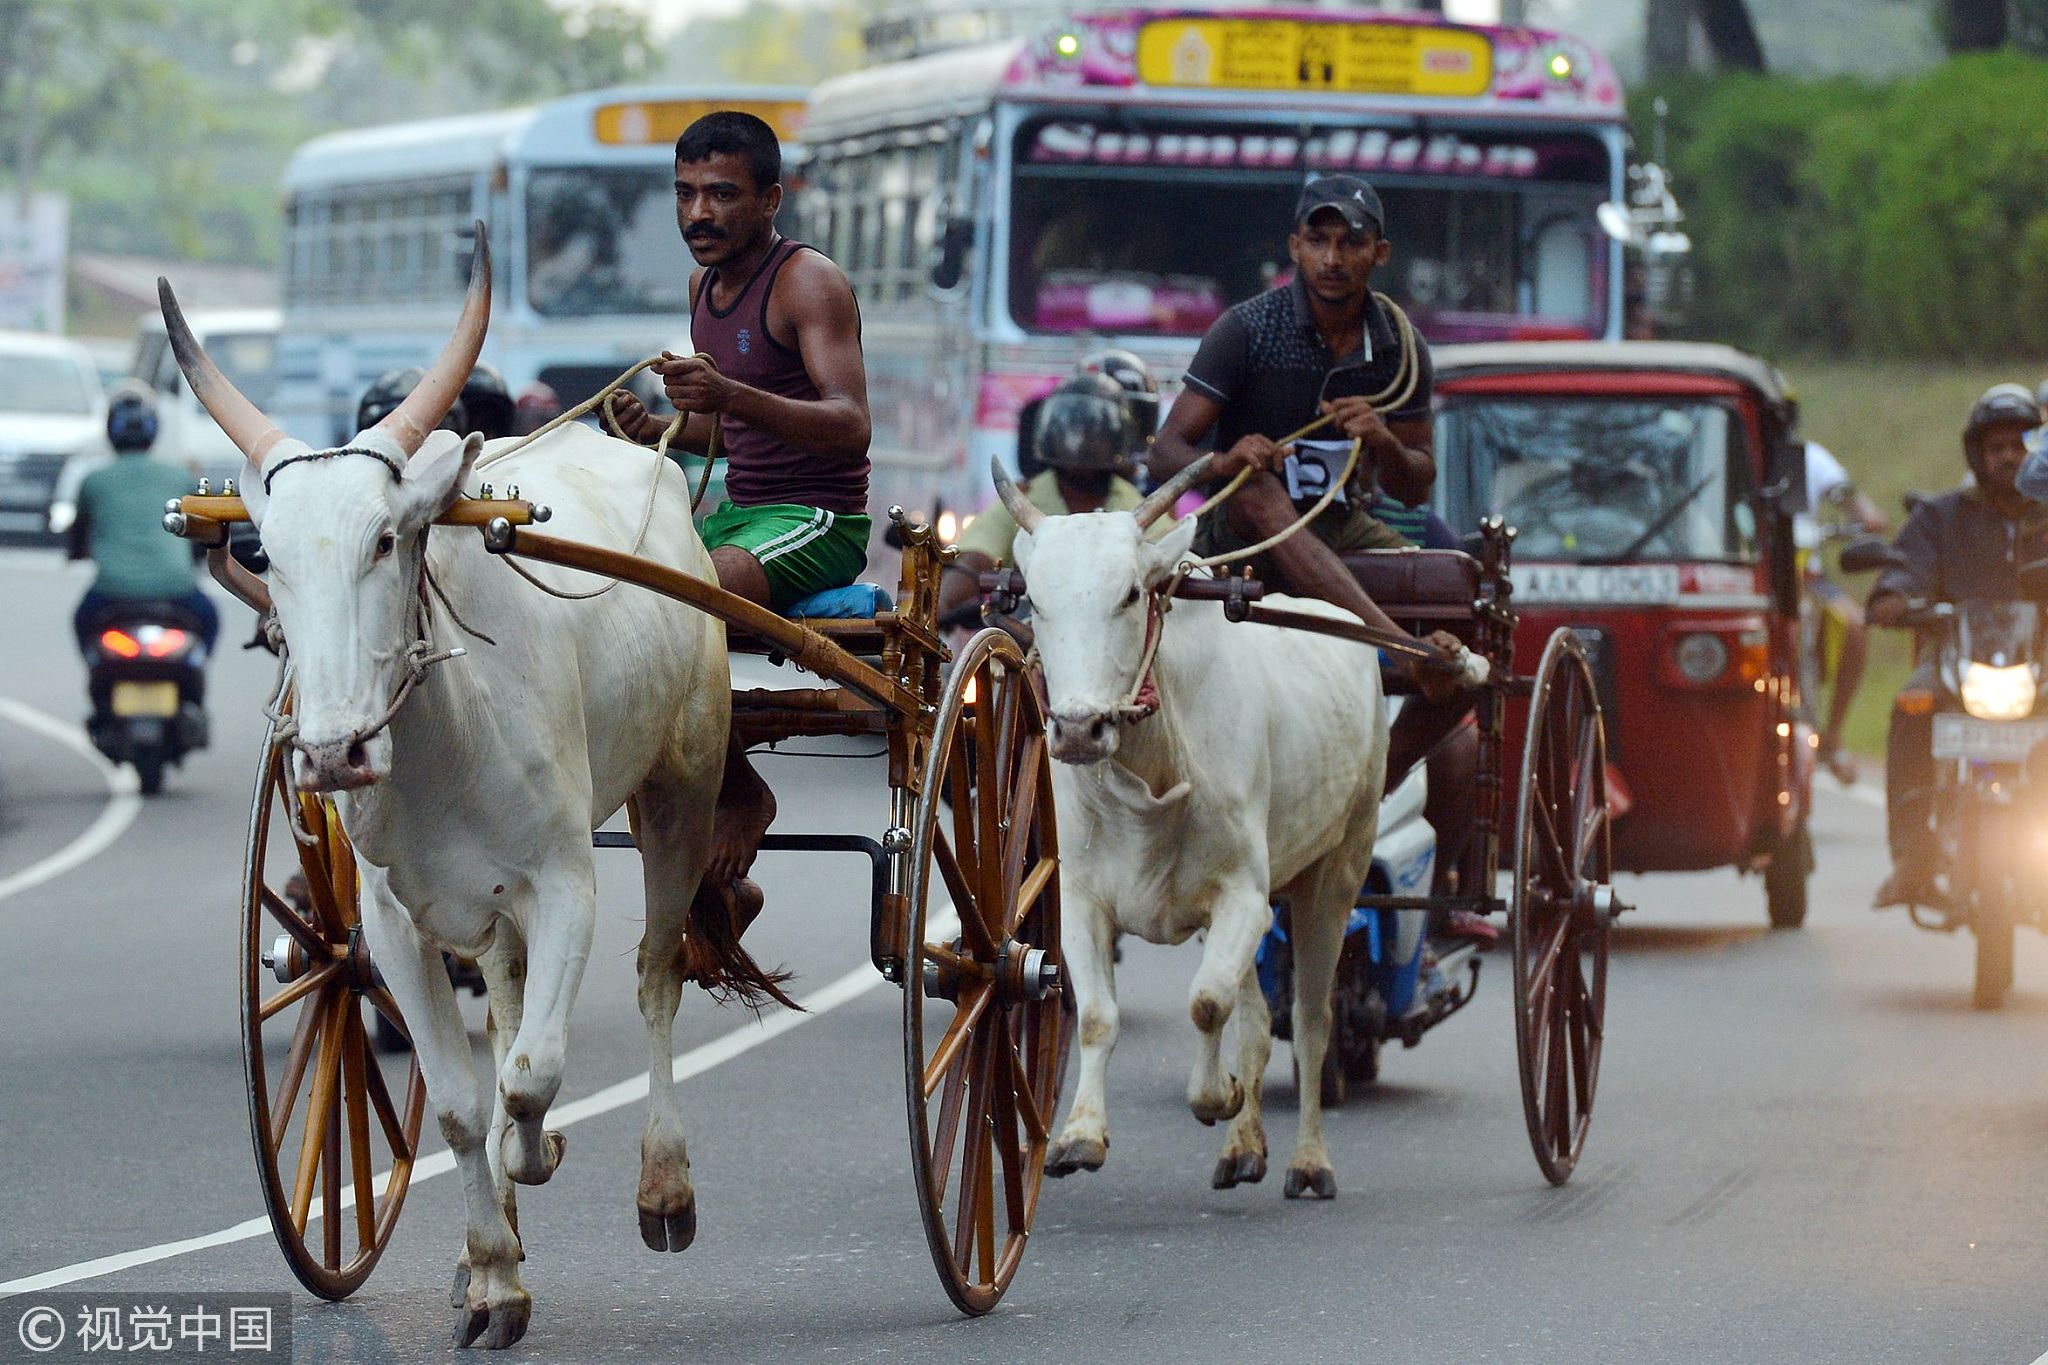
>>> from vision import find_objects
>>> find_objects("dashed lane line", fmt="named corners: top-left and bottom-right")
top-left (0, 695), bottom-right (142, 905)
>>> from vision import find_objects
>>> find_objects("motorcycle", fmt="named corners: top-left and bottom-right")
top-left (82, 601), bottom-right (210, 795)
top-left (1256, 720), bottom-right (1481, 1105)
top-left (1842, 537), bottom-right (2048, 1009)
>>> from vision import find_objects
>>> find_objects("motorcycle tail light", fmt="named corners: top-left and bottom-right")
top-left (99, 629), bottom-right (141, 659)
top-left (1961, 662), bottom-right (2036, 721)
top-left (142, 628), bottom-right (189, 658)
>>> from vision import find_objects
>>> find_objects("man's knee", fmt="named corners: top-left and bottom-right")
top-left (709, 546), bottom-right (771, 606)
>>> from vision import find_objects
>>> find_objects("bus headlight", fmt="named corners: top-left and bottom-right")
top-left (1672, 632), bottom-right (1728, 684)
top-left (1961, 662), bottom-right (2036, 721)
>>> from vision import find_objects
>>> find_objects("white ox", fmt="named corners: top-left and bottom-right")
top-left (163, 237), bottom-right (748, 1349)
top-left (997, 461), bottom-right (1388, 1198)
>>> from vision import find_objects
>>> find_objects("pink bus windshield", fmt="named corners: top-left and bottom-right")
top-left (1006, 115), bottom-right (1613, 342)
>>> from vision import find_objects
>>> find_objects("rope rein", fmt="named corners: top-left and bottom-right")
top-left (1101, 296), bottom-right (1435, 721)
top-left (477, 352), bottom-right (723, 601)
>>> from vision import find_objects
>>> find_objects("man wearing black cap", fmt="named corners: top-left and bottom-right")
top-left (1152, 174), bottom-right (1440, 640)
top-left (1149, 175), bottom-right (1490, 915)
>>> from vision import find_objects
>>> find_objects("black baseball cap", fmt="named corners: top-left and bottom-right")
top-left (1294, 175), bottom-right (1385, 236)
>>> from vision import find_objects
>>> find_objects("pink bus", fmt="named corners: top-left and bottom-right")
top-left (796, 8), bottom-right (1637, 529)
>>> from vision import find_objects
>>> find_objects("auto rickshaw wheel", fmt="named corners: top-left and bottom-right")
top-left (904, 628), bottom-right (1069, 1315)
top-left (1511, 629), bottom-right (1615, 1187)
top-left (241, 715), bottom-right (426, 1300)
top-left (1765, 823), bottom-right (1812, 930)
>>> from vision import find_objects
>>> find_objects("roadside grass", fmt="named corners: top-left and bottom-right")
top-left (1779, 356), bottom-right (2043, 756)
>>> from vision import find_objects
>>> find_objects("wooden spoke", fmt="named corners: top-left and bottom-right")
top-left (1004, 1035), bottom-right (1048, 1143)
top-left (923, 982), bottom-right (996, 1099)
top-left (363, 985), bottom-right (410, 1042)
top-left (1521, 913), bottom-right (1573, 1025)
top-left (905, 629), bottom-right (1070, 1316)
top-left (290, 991), bottom-right (346, 1233)
top-left (259, 886), bottom-right (327, 961)
top-left (1009, 857), bottom-right (1058, 939)
top-left (258, 959), bottom-right (341, 1023)
top-left (341, 1008), bottom-right (378, 1253)
top-left (360, 1031), bottom-right (413, 1159)
top-left (267, 986), bottom-right (327, 1149)
top-left (322, 1082), bottom-right (343, 1266)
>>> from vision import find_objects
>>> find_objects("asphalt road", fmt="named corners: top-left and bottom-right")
top-left (4, 547), bottom-right (2048, 1364)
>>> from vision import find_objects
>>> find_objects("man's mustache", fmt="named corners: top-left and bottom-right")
top-left (685, 225), bottom-right (727, 242)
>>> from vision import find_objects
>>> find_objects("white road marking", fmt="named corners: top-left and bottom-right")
top-left (0, 961), bottom-right (889, 1297)
top-left (0, 696), bottom-right (142, 905)
top-left (1821, 780), bottom-right (1886, 810)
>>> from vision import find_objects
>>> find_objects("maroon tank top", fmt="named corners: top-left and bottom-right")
top-left (691, 238), bottom-right (868, 515)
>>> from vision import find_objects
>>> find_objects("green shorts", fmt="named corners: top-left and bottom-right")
top-left (700, 500), bottom-right (871, 611)
top-left (1191, 496), bottom-right (1408, 588)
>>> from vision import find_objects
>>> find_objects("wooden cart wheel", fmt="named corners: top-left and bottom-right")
top-left (1511, 630), bottom-right (1615, 1186)
top-left (904, 628), bottom-right (1068, 1315)
top-left (241, 714), bottom-right (425, 1300)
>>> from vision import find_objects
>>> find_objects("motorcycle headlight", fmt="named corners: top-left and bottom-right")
top-left (1961, 662), bottom-right (2037, 721)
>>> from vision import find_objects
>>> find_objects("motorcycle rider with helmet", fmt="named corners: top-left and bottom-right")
top-left (938, 362), bottom-right (1151, 624)
top-left (1870, 383), bottom-right (2048, 909)
top-left (68, 382), bottom-right (218, 657)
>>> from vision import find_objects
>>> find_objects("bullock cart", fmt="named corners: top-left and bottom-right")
top-left (166, 490), bottom-right (1068, 1316)
top-left (982, 515), bottom-right (1625, 1186)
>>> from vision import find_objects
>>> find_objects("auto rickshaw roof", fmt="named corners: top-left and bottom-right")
top-left (1432, 341), bottom-right (1795, 414)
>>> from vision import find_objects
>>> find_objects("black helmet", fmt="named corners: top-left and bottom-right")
top-left (1076, 347), bottom-right (1159, 440)
top-left (355, 367), bottom-right (466, 438)
top-left (1033, 372), bottom-right (1139, 476)
top-left (1966, 382), bottom-right (2041, 440)
top-left (105, 381), bottom-right (159, 453)
top-left (460, 361), bottom-right (516, 440)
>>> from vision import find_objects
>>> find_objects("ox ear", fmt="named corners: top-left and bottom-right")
top-left (1138, 515), bottom-right (1198, 587)
top-left (393, 430), bottom-right (484, 533)
top-left (1011, 526), bottom-right (1036, 572)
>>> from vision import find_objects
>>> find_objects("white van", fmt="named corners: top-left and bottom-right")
top-left (130, 307), bottom-right (280, 490)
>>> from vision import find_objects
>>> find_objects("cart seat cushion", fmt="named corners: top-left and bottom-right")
top-left (782, 583), bottom-right (895, 619)
top-left (1340, 549), bottom-right (1481, 609)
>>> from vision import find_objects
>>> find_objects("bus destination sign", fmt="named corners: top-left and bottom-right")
top-left (1135, 19), bottom-right (1493, 98)
top-left (594, 99), bottom-right (804, 147)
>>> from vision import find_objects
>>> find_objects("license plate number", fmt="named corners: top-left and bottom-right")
top-left (1932, 714), bottom-right (2048, 762)
top-left (111, 681), bottom-right (179, 718)
top-left (1518, 564), bottom-right (1681, 606)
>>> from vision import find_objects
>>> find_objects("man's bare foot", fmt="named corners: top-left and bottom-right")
top-left (707, 740), bottom-right (775, 890)
top-left (1413, 630), bottom-right (1469, 703)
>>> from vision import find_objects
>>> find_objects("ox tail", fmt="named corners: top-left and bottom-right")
top-left (683, 879), bottom-right (804, 1014)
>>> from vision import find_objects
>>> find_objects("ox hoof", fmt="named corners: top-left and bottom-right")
top-left (1190, 1078), bottom-right (1245, 1128)
top-left (1211, 1149), bottom-right (1268, 1189)
top-left (1283, 1165), bottom-right (1338, 1201)
top-left (453, 1298), bottom-right (529, 1351)
top-left (450, 1263), bottom-right (470, 1310)
top-left (506, 1129), bottom-right (567, 1187)
top-left (1045, 1134), bottom-right (1107, 1177)
top-left (639, 1199), bottom-right (697, 1253)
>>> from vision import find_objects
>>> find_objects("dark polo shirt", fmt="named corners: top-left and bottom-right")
top-left (1181, 276), bottom-right (1434, 474)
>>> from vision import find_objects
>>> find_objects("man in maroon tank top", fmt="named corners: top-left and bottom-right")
top-left (611, 111), bottom-right (873, 970)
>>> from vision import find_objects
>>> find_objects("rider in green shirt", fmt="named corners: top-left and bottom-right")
top-left (69, 385), bottom-right (217, 652)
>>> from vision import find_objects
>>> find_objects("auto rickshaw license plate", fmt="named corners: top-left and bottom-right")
top-left (1932, 715), bottom-right (2048, 762)
top-left (110, 681), bottom-right (179, 718)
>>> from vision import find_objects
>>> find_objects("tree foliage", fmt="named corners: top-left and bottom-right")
top-left (0, 0), bottom-right (651, 267)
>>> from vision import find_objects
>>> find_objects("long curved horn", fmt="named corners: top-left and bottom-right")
top-left (376, 221), bottom-right (492, 457)
top-left (158, 277), bottom-right (286, 464)
top-left (1132, 452), bottom-right (1215, 529)
top-left (991, 456), bottom-right (1045, 533)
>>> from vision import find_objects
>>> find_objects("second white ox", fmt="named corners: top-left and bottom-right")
top-left (996, 459), bottom-right (1389, 1198)
top-left (162, 233), bottom-right (755, 1350)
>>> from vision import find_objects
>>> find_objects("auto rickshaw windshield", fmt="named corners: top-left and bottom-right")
top-left (1438, 397), bottom-right (1757, 563)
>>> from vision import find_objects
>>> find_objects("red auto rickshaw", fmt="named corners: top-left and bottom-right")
top-left (1433, 342), bottom-right (1815, 926)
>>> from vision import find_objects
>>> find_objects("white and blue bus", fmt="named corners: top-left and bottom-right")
top-left (273, 85), bottom-right (806, 446)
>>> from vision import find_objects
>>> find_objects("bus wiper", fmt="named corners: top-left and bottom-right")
top-left (1582, 470), bottom-right (1717, 565)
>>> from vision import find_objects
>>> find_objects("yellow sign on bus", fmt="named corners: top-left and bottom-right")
top-left (594, 99), bottom-right (806, 147)
top-left (1136, 19), bottom-right (1493, 98)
